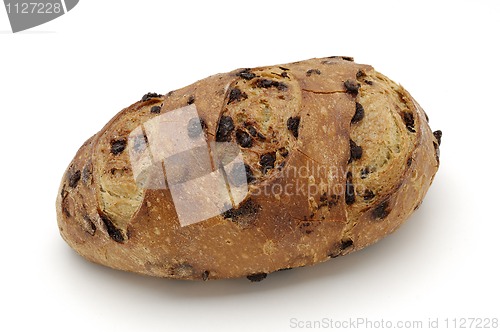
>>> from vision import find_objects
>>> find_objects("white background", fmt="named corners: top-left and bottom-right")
top-left (1, 1), bottom-right (499, 331)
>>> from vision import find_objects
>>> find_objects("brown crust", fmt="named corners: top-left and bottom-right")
top-left (56, 57), bottom-right (440, 280)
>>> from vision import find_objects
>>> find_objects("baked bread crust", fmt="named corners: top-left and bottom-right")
top-left (56, 57), bottom-right (440, 280)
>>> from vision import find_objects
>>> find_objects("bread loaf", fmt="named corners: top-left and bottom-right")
top-left (56, 57), bottom-right (441, 281)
